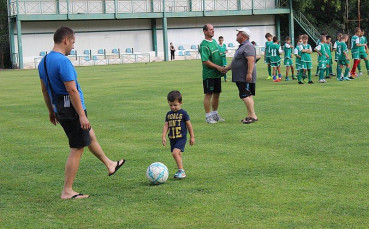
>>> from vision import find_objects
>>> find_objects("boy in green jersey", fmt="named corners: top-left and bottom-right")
top-left (284, 36), bottom-right (295, 80)
top-left (357, 30), bottom-right (369, 75)
top-left (314, 35), bottom-right (329, 83)
top-left (199, 24), bottom-right (225, 124)
top-left (298, 34), bottom-right (314, 84)
top-left (325, 36), bottom-right (334, 77)
top-left (350, 28), bottom-right (366, 76)
top-left (294, 36), bottom-right (303, 79)
top-left (336, 34), bottom-right (351, 81)
top-left (333, 33), bottom-right (342, 76)
top-left (218, 36), bottom-right (228, 81)
top-left (264, 33), bottom-right (273, 79)
top-left (269, 36), bottom-right (283, 82)
top-left (315, 32), bottom-right (327, 76)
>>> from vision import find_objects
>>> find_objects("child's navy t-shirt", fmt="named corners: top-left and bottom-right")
top-left (165, 109), bottom-right (190, 140)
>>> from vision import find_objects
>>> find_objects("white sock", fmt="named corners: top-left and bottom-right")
top-left (206, 112), bottom-right (212, 117)
top-left (211, 110), bottom-right (218, 115)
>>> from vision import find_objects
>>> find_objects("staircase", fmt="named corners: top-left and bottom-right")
top-left (293, 11), bottom-right (320, 44)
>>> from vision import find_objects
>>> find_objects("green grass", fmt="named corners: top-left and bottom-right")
top-left (1, 58), bottom-right (369, 228)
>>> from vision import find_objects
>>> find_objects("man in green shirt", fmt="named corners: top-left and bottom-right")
top-left (200, 24), bottom-right (225, 124)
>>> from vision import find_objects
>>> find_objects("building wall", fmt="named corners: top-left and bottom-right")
top-left (13, 15), bottom-right (275, 67)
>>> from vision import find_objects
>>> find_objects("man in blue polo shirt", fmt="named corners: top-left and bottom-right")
top-left (38, 26), bottom-right (125, 199)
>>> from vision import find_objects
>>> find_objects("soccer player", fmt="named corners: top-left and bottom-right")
top-left (357, 30), bottom-right (369, 75)
top-left (315, 32), bottom-right (327, 76)
top-left (269, 36), bottom-right (283, 82)
top-left (314, 35), bottom-right (329, 83)
top-left (325, 35), bottom-right (334, 78)
top-left (199, 24), bottom-right (225, 124)
top-left (333, 33), bottom-right (342, 76)
top-left (299, 34), bottom-right (313, 84)
top-left (284, 36), bottom-right (295, 80)
top-left (162, 91), bottom-right (195, 179)
top-left (264, 33), bottom-right (273, 79)
top-left (350, 27), bottom-right (366, 77)
top-left (218, 36), bottom-right (228, 82)
top-left (336, 34), bottom-right (351, 81)
top-left (294, 37), bottom-right (303, 80)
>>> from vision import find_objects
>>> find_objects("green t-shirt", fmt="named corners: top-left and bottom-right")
top-left (200, 39), bottom-right (223, 80)
top-left (300, 44), bottom-right (312, 62)
top-left (265, 41), bottom-right (273, 57)
top-left (316, 43), bottom-right (327, 61)
top-left (269, 43), bottom-right (281, 63)
top-left (359, 36), bottom-right (367, 53)
top-left (324, 43), bottom-right (332, 58)
top-left (217, 43), bottom-right (227, 66)
top-left (337, 42), bottom-right (348, 60)
top-left (284, 43), bottom-right (292, 59)
top-left (351, 35), bottom-right (360, 53)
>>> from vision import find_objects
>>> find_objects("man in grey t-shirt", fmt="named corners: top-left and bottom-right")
top-left (224, 28), bottom-right (258, 124)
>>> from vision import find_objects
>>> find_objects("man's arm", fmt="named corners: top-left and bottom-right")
top-left (40, 79), bottom-right (58, 125)
top-left (246, 56), bottom-right (255, 82)
top-left (202, 60), bottom-right (224, 72)
top-left (64, 81), bottom-right (90, 130)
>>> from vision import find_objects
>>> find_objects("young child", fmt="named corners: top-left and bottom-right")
top-left (294, 36), bottom-right (303, 80)
top-left (314, 35), bottom-right (329, 83)
top-left (162, 91), bottom-right (195, 179)
top-left (284, 36), bottom-right (295, 80)
top-left (325, 35), bottom-right (334, 77)
top-left (315, 32), bottom-right (328, 76)
top-left (264, 33), bottom-right (273, 79)
top-left (350, 27), bottom-right (365, 77)
top-left (336, 34), bottom-right (351, 81)
top-left (299, 34), bottom-right (313, 84)
top-left (333, 33), bottom-right (342, 76)
top-left (357, 30), bottom-right (369, 75)
top-left (269, 36), bottom-right (283, 82)
top-left (218, 36), bottom-right (228, 82)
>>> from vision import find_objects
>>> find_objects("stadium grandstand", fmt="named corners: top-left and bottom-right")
top-left (6, 0), bottom-right (294, 69)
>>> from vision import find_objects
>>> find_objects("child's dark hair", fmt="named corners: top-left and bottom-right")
top-left (285, 36), bottom-right (290, 41)
top-left (218, 36), bottom-right (224, 39)
top-left (167, 91), bottom-right (182, 102)
top-left (265, 33), bottom-right (272, 38)
top-left (326, 35), bottom-right (331, 40)
top-left (273, 36), bottom-right (278, 42)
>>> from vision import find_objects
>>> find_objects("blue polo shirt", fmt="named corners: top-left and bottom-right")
top-left (38, 51), bottom-right (86, 112)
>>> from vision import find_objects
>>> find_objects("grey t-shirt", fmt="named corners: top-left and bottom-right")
top-left (231, 40), bottom-right (257, 83)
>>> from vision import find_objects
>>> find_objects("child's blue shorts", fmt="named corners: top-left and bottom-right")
top-left (170, 138), bottom-right (187, 152)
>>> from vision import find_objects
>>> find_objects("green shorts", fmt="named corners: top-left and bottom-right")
top-left (301, 61), bottom-right (312, 69)
top-left (318, 60), bottom-right (327, 70)
top-left (265, 56), bottom-right (271, 64)
top-left (338, 59), bottom-right (350, 66)
top-left (270, 60), bottom-right (281, 67)
top-left (326, 59), bottom-right (332, 66)
top-left (360, 52), bottom-right (368, 59)
top-left (352, 51), bottom-right (360, 60)
top-left (284, 58), bottom-right (293, 66)
top-left (295, 63), bottom-right (301, 71)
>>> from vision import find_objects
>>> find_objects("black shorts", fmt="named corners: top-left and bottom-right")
top-left (170, 138), bottom-right (186, 152)
top-left (203, 78), bottom-right (222, 94)
top-left (236, 82), bottom-right (255, 99)
top-left (59, 110), bottom-right (91, 148)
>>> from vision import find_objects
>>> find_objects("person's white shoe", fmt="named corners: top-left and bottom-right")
top-left (212, 113), bottom-right (225, 122)
top-left (206, 116), bottom-right (217, 124)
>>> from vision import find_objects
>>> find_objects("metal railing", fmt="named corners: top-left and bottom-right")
top-left (293, 11), bottom-right (320, 44)
top-left (9, 0), bottom-right (288, 16)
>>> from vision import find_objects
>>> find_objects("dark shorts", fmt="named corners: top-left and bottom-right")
top-left (59, 110), bottom-right (91, 148)
top-left (170, 138), bottom-right (186, 152)
top-left (236, 82), bottom-right (255, 99)
top-left (203, 78), bottom-right (222, 94)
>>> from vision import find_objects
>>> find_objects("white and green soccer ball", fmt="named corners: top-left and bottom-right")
top-left (146, 162), bottom-right (169, 185)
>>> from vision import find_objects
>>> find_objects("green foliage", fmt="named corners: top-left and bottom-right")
top-left (2, 59), bottom-right (369, 227)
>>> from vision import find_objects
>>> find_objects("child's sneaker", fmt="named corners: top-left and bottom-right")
top-left (298, 81), bottom-right (304, 84)
top-left (206, 116), bottom-right (217, 124)
top-left (308, 81), bottom-right (314, 84)
top-left (337, 77), bottom-right (344, 81)
top-left (212, 113), bottom-right (225, 122)
top-left (359, 72), bottom-right (363, 76)
top-left (266, 76), bottom-right (272, 80)
top-left (292, 76), bottom-right (297, 80)
top-left (285, 77), bottom-right (291, 81)
top-left (318, 79), bottom-right (326, 83)
top-left (325, 76), bottom-right (331, 79)
top-left (349, 76), bottom-right (355, 79)
top-left (330, 73), bottom-right (336, 76)
top-left (344, 77), bottom-right (351, 81)
top-left (174, 170), bottom-right (186, 179)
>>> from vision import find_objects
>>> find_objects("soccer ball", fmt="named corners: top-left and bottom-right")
top-left (146, 162), bottom-right (169, 185)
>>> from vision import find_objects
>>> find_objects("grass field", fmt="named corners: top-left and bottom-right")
top-left (1, 58), bottom-right (369, 228)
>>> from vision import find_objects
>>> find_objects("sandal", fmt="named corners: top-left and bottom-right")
top-left (242, 117), bottom-right (258, 124)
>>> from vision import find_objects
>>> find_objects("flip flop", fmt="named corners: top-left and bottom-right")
top-left (108, 159), bottom-right (126, 176)
top-left (242, 117), bottom-right (258, 124)
top-left (71, 193), bottom-right (89, 199)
